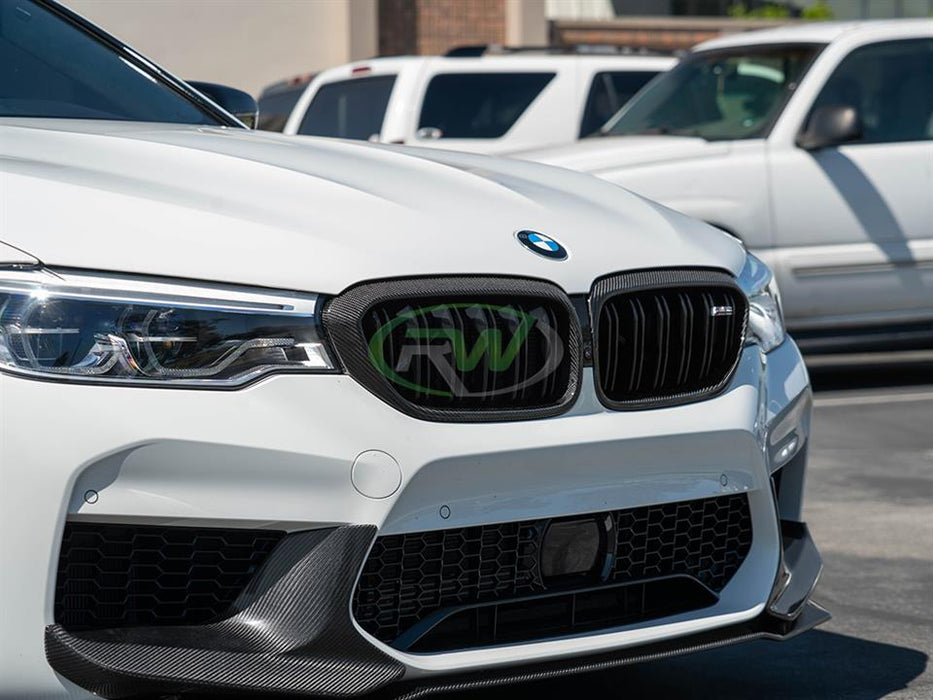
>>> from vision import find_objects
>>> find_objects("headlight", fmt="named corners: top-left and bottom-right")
top-left (0, 270), bottom-right (336, 387)
top-left (738, 253), bottom-right (786, 353)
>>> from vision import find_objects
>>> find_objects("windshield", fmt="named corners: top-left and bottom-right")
top-left (0, 0), bottom-right (221, 124)
top-left (603, 44), bottom-right (822, 141)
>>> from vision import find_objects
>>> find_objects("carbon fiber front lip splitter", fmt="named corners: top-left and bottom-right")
top-left (45, 525), bottom-right (405, 698)
top-left (388, 601), bottom-right (831, 700)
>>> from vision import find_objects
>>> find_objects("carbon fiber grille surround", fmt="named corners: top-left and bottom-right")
top-left (54, 522), bottom-right (284, 630)
top-left (592, 269), bottom-right (748, 410)
top-left (323, 277), bottom-right (581, 422)
top-left (353, 494), bottom-right (752, 649)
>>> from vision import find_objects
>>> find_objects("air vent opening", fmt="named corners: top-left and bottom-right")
top-left (353, 494), bottom-right (752, 651)
top-left (409, 577), bottom-right (716, 653)
top-left (54, 522), bottom-right (284, 630)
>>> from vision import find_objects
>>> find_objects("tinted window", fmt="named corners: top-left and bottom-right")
top-left (809, 39), bottom-right (933, 144)
top-left (579, 71), bottom-right (659, 137)
top-left (606, 45), bottom-right (820, 141)
top-left (0, 0), bottom-right (219, 123)
top-left (257, 84), bottom-right (307, 132)
top-left (418, 73), bottom-right (555, 139)
top-left (297, 75), bottom-right (396, 140)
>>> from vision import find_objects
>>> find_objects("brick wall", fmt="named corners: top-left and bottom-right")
top-left (379, 0), bottom-right (506, 56)
top-left (378, 3), bottom-right (788, 57)
top-left (378, 0), bottom-right (418, 56)
top-left (551, 16), bottom-right (796, 52)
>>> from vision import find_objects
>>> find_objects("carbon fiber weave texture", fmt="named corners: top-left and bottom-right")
top-left (46, 525), bottom-right (404, 697)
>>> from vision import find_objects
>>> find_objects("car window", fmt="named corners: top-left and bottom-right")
top-left (418, 73), bottom-right (555, 139)
top-left (605, 45), bottom-right (821, 141)
top-left (0, 0), bottom-right (220, 123)
top-left (579, 71), bottom-right (660, 138)
top-left (258, 84), bottom-right (308, 132)
top-left (809, 39), bottom-right (933, 144)
top-left (297, 75), bottom-right (396, 140)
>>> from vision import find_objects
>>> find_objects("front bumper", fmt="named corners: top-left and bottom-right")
top-left (46, 521), bottom-right (826, 699)
top-left (0, 339), bottom-right (822, 698)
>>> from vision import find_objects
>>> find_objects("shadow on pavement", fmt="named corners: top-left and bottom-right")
top-left (456, 630), bottom-right (928, 700)
top-left (807, 355), bottom-right (933, 392)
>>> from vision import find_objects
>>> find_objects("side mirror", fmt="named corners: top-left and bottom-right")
top-left (796, 105), bottom-right (862, 151)
top-left (187, 81), bottom-right (259, 128)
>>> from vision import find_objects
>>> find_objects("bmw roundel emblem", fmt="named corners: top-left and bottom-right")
top-left (516, 230), bottom-right (568, 261)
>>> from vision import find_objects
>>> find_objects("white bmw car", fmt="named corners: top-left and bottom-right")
top-left (0, 2), bottom-right (826, 698)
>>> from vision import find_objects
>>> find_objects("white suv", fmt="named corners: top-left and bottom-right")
top-left (518, 21), bottom-right (933, 352)
top-left (282, 49), bottom-right (675, 154)
top-left (2, 2), bottom-right (823, 698)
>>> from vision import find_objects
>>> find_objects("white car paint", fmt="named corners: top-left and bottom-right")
top-left (517, 20), bottom-right (933, 334)
top-left (0, 119), bottom-right (744, 295)
top-left (282, 54), bottom-right (675, 154)
top-left (0, 6), bottom-right (815, 697)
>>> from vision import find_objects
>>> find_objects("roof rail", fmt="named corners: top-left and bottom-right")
top-left (444, 44), bottom-right (679, 58)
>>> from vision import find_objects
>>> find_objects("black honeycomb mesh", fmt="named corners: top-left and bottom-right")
top-left (610, 494), bottom-right (752, 590)
top-left (354, 494), bottom-right (752, 648)
top-left (354, 521), bottom-right (543, 644)
top-left (54, 522), bottom-right (284, 630)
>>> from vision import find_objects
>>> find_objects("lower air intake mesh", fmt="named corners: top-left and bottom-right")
top-left (54, 522), bottom-right (284, 630)
top-left (353, 493), bottom-right (752, 650)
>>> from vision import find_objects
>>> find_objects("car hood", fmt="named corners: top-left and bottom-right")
top-left (0, 120), bottom-right (743, 294)
top-left (514, 135), bottom-right (730, 176)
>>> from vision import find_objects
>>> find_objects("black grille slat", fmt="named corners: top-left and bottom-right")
top-left (54, 523), bottom-right (284, 630)
top-left (674, 293), bottom-right (688, 386)
top-left (655, 295), bottom-right (671, 391)
top-left (593, 270), bottom-right (747, 410)
top-left (353, 494), bottom-right (752, 649)
top-left (605, 299), bottom-right (621, 392)
top-left (700, 291), bottom-right (716, 380)
top-left (631, 297), bottom-right (646, 394)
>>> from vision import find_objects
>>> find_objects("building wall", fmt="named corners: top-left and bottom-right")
top-left (378, 0), bottom-right (419, 55)
top-left (833, 0), bottom-right (933, 18)
top-left (378, 0), bottom-right (546, 56)
top-left (65, 0), bottom-right (547, 95)
top-left (506, 0), bottom-right (549, 45)
top-left (379, 0), bottom-right (506, 55)
top-left (65, 0), bottom-right (378, 96)
top-left (550, 15), bottom-right (795, 50)
top-left (546, 0), bottom-right (615, 19)
top-left (547, 0), bottom-right (933, 17)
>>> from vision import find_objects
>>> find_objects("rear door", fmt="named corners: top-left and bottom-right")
top-left (409, 58), bottom-right (575, 154)
top-left (292, 73), bottom-right (397, 141)
top-left (768, 38), bottom-right (933, 329)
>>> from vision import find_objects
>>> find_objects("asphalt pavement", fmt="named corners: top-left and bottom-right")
top-left (442, 352), bottom-right (933, 700)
